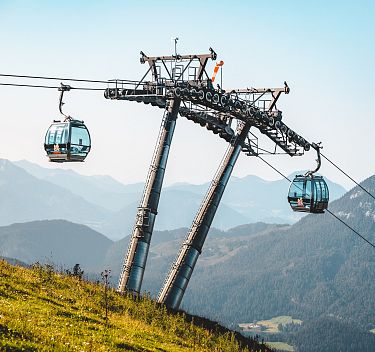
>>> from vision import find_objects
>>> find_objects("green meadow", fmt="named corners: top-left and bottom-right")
top-left (0, 260), bottom-right (269, 352)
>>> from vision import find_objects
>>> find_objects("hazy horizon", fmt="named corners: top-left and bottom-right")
top-left (7, 157), bottom-right (350, 190)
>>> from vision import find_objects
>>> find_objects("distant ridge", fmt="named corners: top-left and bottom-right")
top-left (0, 159), bottom-right (109, 230)
top-left (0, 220), bottom-right (112, 271)
top-left (11, 159), bottom-right (347, 240)
top-left (0, 256), bottom-right (29, 267)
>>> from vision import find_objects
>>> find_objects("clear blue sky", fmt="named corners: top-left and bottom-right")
top-left (0, 0), bottom-right (374, 189)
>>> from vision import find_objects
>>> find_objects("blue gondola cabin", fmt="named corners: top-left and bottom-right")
top-left (44, 119), bottom-right (91, 162)
top-left (288, 175), bottom-right (329, 213)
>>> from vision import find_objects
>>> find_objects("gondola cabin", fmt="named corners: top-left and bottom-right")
top-left (288, 175), bottom-right (329, 213)
top-left (44, 119), bottom-right (91, 162)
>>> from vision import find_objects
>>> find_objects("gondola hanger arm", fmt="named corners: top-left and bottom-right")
top-left (305, 142), bottom-right (322, 177)
top-left (58, 83), bottom-right (72, 121)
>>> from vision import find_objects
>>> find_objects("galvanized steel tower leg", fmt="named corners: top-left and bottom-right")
top-left (157, 122), bottom-right (251, 309)
top-left (118, 98), bottom-right (181, 294)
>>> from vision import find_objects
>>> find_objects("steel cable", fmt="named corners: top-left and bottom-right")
top-left (0, 73), bottom-right (139, 84)
top-left (0, 82), bottom-right (104, 91)
top-left (321, 152), bottom-right (375, 202)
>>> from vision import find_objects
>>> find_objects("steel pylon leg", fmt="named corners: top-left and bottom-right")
top-left (118, 98), bottom-right (181, 294)
top-left (157, 121), bottom-right (251, 309)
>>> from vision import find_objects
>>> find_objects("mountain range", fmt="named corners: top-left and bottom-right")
top-left (1, 159), bottom-right (346, 240)
top-left (0, 160), bottom-right (108, 230)
top-left (1, 173), bottom-right (375, 351)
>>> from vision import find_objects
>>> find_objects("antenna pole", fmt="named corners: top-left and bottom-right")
top-left (173, 37), bottom-right (179, 58)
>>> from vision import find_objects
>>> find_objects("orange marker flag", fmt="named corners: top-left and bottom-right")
top-left (211, 60), bottom-right (224, 83)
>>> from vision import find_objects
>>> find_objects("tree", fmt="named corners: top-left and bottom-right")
top-left (66, 263), bottom-right (84, 280)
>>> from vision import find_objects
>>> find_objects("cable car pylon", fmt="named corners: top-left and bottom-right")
top-left (104, 47), bottom-right (318, 303)
top-left (117, 97), bottom-right (180, 294)
top-left (157, 121), bottom-right (251, 309)
top-left (112, 49), bottom-right (217, 294)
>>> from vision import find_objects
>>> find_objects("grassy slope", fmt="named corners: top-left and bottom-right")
top-left (265, 342), bottom-right (294, 352)
top-left (256, 316), bottom-right (303, 333)
top-left (0, 261), bottom-right (271, 352)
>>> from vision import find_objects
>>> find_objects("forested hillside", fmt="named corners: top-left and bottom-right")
top-left (139, 178), bottom-right (375, 351)
top-left (281, 317), bottom-right (375, 352)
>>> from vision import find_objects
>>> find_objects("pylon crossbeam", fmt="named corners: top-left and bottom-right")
top-left (105, 79), bottom-right (308, 156)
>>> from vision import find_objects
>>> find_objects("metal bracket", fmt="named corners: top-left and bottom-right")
top-left (58, 83), bottom-right (72, 120)
top-left (305, 142), bottom-right (322, 177)
top-left (227, 81), bottom-right (290, 112)
top-left (135, 207), bottom-right (151, 228)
